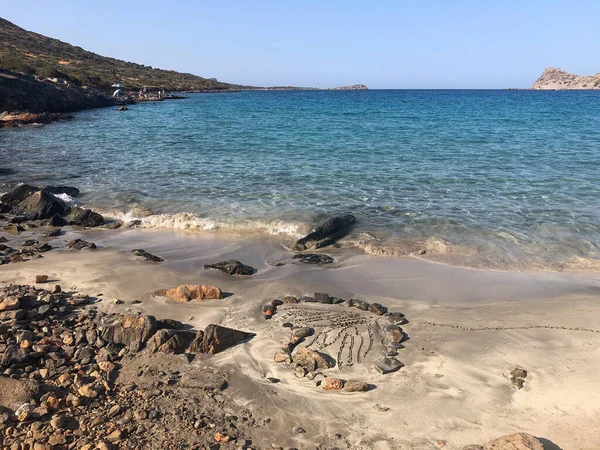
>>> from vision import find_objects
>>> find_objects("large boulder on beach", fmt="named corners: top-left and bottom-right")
top-left (154, 284), bottom-right (223, 302)
top-left (12, 190), bottom-right (68, 220)
top-left (0, 184), bottom-right (39, 207)
top-left (482, 433), bottom-right (544, 450)
top-left (100, 313), bottom-right (158, 352)
top-left (67, 207), bottom-right (104, 227)
top-left (294, 215), bottom-right (356, 251)
top-left (201, 324), bottom-right (255, 354)
top-left (204, 260), bottom-right (255, 275)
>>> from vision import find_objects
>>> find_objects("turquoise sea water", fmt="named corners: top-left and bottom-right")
top-left (1, 90), bottom-right (600, 270)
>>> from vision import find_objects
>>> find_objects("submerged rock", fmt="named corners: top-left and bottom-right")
top-left (2, 223), bottom-right (24, 233)
top-left (294, 215), bottom-right (356, 251)
top-left (131, 249), bottom-right (164, 262)
top-left (68, 239), bottom-right (97, 250)
top-left (153, 284), bottom-right (222, 302)
top-left (204, 259), bottom-right (255, 275)
top-left (292, 253), bottom-right (334, 265)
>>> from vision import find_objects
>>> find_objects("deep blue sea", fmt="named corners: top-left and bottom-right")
top-left (1, 90), bottom-right (600, 270)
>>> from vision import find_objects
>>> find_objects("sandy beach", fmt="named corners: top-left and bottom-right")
top-left (2, 225), bottom-right (600, 449)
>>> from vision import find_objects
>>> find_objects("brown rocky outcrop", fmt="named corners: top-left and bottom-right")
top-left (204, 260), bottom-right (255, 275)
top-left (531, 67), bottom-right (600, 90)
top-left (153, 284), bottom-right (223, 302)
top-left (100, 313), bottom-right (158, 352)
top-left (201, 324), bottom-right (255, 355)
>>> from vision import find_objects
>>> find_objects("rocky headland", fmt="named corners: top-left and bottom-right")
top-left (531, 67), bottom-right (600, 90)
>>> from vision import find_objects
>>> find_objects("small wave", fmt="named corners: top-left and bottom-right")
top-left (101, 209), bottom-right (306, 238)
top-left (54, 193), bottom-right (75, 204)
top-left (98, 208), bottom-right (600, 273)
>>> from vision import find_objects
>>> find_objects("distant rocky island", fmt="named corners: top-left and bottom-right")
top-left (532, 67), bottom-right (600, 90)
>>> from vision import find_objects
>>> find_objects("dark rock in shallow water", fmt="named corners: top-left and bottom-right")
top-left (49, 213), bottom-right (69, 227)
top-left (0, 203), bottom-right (11, 213)
top-left (294, 215), bottom-right (356, 251)
top-left (204, 259), bottom-right (255, 275)
top-left (42, 186), bottom-right (80, 198)
top-left (201, 324), bottom-right (255, 354)
top-left (3, 223), bottom-right (24, 233)
top-left (12, 190), bottom-right (68, 220)
top-left (131, 249), bottom-right (164, 262)
top-left (292, 253), bottom-right (334, 265)
top-left (44, 228), bottom-right (62, 237)
top-left (0, 185), bottom-right (40, 207)
top-left (68, 239), bottom-right (97, 250)
top-left (67, 207), bottom-right (104, 227)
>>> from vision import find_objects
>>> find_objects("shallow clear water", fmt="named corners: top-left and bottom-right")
top-left (2, 90), bottom-right (600, 270)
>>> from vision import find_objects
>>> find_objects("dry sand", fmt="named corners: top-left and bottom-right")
top-left (2, 227), bottom-right (600, 449)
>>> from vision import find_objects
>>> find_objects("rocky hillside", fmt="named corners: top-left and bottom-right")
top-left (0, 69), bottom-right (113, 115)
top-left (0, 17), bottom-right (242, 91)
top-left (532, 67), bottom-right (600, 90)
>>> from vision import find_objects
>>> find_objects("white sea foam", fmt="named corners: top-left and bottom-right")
top-left (101, 209), bottom-right (306, 238)
top-left (95, 208), bottom-right (600, 273)
top-left (54, 193), bottom-right (75, 204)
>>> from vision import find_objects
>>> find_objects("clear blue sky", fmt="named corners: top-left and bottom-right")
top-left (1, 0), bottom-right (599, 88)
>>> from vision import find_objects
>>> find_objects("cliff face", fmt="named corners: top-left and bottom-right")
top-left (0, 69), bottom-right (114, 113)
top-left (532, 67), bottom-right (600, 90)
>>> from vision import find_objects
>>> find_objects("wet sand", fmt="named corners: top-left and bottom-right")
top-left (2, 227), bottom-right (600, 449)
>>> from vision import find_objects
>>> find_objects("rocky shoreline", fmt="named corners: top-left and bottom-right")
top-left (0, 183), bottom-right (582, 449)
